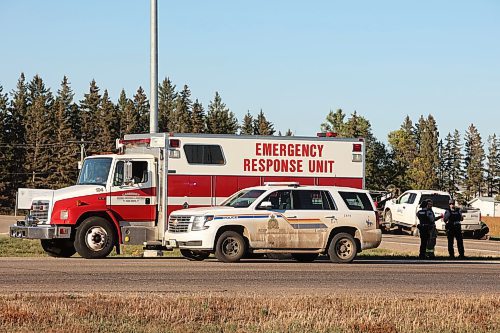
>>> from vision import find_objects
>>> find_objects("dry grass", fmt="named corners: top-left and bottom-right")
top-left (0, 293), bottom-right (498, 333)
top-left (483, 217), bottom-right (500, 237)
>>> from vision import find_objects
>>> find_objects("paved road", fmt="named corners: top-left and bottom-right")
top-left (0, 257), bottom-right (498, 295)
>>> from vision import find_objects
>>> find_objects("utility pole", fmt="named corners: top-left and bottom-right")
top-left (150, 0), bottom-right (158, 133)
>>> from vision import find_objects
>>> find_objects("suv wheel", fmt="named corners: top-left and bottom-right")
top-left (328, 232), bottom-right (357, 263)
top-left (215, 231), bottom-right (246, 263)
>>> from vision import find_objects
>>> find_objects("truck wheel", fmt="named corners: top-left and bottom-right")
top-left (214, 231), bottom-right (246, 263)
top-left (328, 233), bottom-right (357, 263)
top-left (74, 217), bottom-right (116, 259)
top-left (180, 249), bottom-right (210, 261)
top-left (384, 210), bottom-right (393, 225)
top-left (41, 239), bottom-right (76, 258)
top-left (291, 253), bottom-right (319, 262)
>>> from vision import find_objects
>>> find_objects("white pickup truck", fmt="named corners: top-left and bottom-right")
top-left (382, 190), bottom-right (482, 236)
top-left (165, 183), bottom-right (382, 263)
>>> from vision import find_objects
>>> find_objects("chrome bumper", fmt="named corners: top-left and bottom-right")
top-left (10, 224), bottom-right (71, 239)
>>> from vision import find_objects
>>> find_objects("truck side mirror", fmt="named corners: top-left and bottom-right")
top-left (124, 161), bottom-right (134, 185)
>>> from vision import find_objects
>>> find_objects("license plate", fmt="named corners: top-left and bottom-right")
top-left (169, 239), bottom-right (177, 247)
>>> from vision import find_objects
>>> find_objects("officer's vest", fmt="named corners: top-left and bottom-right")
top-left (447, 209), bottom-right (462, 224)
top-left (417, 209), bottom-right (431, 225)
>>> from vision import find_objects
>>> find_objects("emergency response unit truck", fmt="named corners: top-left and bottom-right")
top-left (10, 133), bottom-right (366, 259)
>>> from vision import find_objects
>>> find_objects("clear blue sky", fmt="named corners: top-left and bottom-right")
top-left (1, 0), bottom-right (499, 142)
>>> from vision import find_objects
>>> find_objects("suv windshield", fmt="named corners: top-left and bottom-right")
top-left (77, 158), bottom-right (112, 186)
top-left (221, 189), bottom-right (266, 208)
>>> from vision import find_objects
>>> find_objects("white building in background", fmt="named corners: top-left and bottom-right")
top-left (468, 197), bottom-right (500, 217)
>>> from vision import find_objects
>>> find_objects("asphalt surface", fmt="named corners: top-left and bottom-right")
top-left (0, 257), bottom-right (498, 296)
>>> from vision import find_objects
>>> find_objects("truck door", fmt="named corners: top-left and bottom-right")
top-left (109, 159), bottom-right (156, 222)
top-left (392, 192), bottom-right (413, 225)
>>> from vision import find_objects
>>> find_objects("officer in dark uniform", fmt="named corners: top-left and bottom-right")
top-left (416, 199), bottom-right (442, 259)
top-left (444, 199), bottom-right (465, 258)
top-left (416, 200), bottom-right (432, 259)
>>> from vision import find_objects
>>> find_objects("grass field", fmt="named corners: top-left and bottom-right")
top-left (0, 293), bottom-right (498, 333)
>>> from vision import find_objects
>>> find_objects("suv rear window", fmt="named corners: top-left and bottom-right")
top-left (339, 192), bottom-right (374, 211)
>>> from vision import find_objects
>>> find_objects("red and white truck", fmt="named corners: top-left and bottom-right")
top-left (10, 133), bottom-right (366, 258)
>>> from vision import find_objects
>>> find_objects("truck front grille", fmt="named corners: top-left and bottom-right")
top-left (31, 200), bottom-right (49, 223)
top-left (168, 215), bottom-right (192, 233)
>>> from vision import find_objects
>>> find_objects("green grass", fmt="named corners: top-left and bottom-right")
top-left (0, 235), bottom-right (180, 257)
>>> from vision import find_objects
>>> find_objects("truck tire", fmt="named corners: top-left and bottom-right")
top-left (74, 217), bottom-right (116, 259)
top-left (180, 249), bottom-right (210, 261)
top-left (328, 232), bottom-right (357, 263)
top-left (214, 231), bottom-right (246, 263)
top-left (291, 253), bottom-right (319, 262)
top-left (41, 239), bottom-right (76, 258)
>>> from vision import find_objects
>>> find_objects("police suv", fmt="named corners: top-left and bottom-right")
top-left (165, 183), bottom-right (381, 263)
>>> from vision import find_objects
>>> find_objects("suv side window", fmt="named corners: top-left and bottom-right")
top-left (259, 190), bottom-right (292, 210)
top-left (292, 190), bottom-right (333, 210)
top-left (339, 192), bottom-right (374, 211)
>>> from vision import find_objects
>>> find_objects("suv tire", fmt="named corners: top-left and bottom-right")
top-left (215, 231), bottom-right (246, 263)
top-left (328, 232), bottom-right (357, 263)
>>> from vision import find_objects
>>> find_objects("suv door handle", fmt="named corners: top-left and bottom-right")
top-left (286, 215), bottom-right (297, 219)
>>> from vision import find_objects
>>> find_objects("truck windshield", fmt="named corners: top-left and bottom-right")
top-left (77, 158), bottom-right (112, 186)
top-left (420, 194), bottom-right (450, 210)
top-left (221, 189), bottom-right (266, 208)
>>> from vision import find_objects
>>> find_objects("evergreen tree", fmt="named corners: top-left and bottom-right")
top-left (206, 92), bottom-right (238, 134)
top-left (133, 86), bottom-right (150, 133)
top-left (118, 89), bottom-right (137, 135)
top-left (172, 85), bottom-right (192, 133)
top-left (441, 133), bottom-right (453, 193)
top-left (253, 109), bottom-right (275, 135)
top-left (191, 99), bottom-right (205, 133)
top-left (0, 85), bottom-right (9, 210)
top-left (240, 111), bottom-right (254, 135)
top-left (98, 90), bottom-right (119, 152)
top-left (409, 115), bottom-right (439, 189)
top-left (158, 78), bottom-right (177, 132)
top-left (486, 134), bottom-right (499, 196)
top-left (321, 109), bottom-right (345, 134)
top-left (25, 75), bottom-right (54, 187)
top-left (5, 74), bottom-right (29, 208)
top-left (437, 139), bottom-right (445, 190)
top-left (47, 76), bottom-right (78, 188)
top-left (463, 124), bottom-right (485, 199)
top-left (79, 80), bottom-right (101, 154)
top-left (285, 129), bottom-right (293, 136)
top-left (449, 130), bottom-right (464, 195)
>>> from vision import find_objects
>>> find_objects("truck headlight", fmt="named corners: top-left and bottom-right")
top-left (60, 210), bottom-right (69, 220)
top-left (191, 215), bottom-right (214, 231)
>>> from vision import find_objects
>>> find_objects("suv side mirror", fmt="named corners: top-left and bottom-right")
top-left (259, 201), bottom-right (273, 209)
top-left (124, 161), bottom-right (134, 185)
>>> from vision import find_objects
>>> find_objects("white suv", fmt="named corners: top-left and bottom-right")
top-left (165, 183), bottom-right (381, 263)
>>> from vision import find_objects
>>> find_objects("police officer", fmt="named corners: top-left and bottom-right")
top-left (416, 199), bottom-right (442, 259)
top-left (444, 199), bottom-right (465, 258)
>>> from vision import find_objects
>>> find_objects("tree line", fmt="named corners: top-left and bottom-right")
top-left (0, 73), bottom-right (499, 212)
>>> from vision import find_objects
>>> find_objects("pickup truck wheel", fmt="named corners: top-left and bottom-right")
top-left (180, 249), bottom-right (210, 261)
top-left (41, 239), bottom-right (76, 258)
top-left (215, 231), bottom-right (246, 263)
top-left (291, 253), bottom-right (319, 262)
top-left (328, 233), bottom-right (357, 263)
top-left (74, 217), bottom-right (116, 259)
top-left (384, 210), bottom-right (393, 225)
